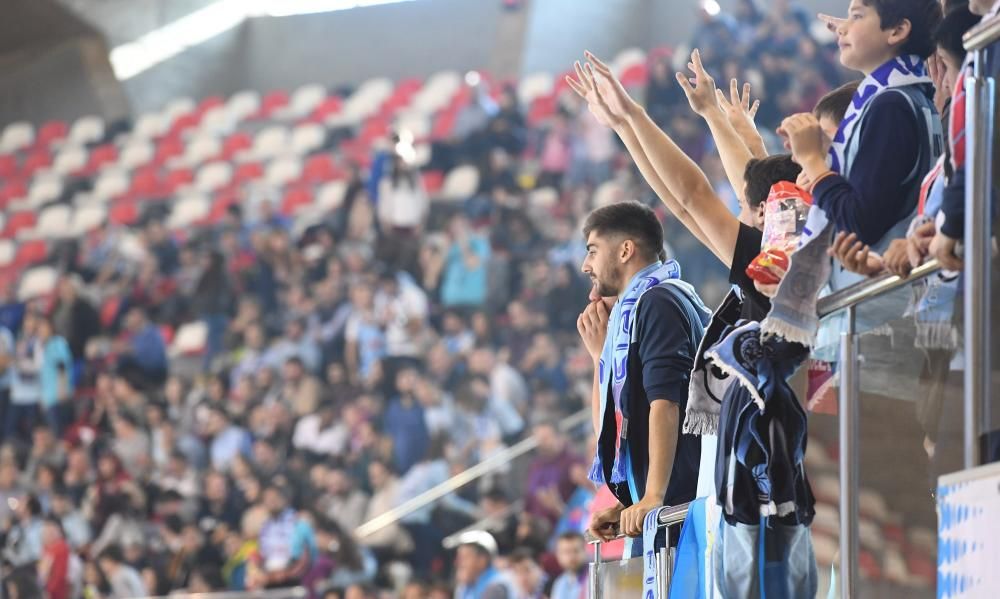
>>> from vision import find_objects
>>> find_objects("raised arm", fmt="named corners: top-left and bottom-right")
top-left (565, 62), bottom-right (724, 262)
top-left (717, 79), bottom-right (769, 159)
top-left (583, 52), bottom-right (741, 268)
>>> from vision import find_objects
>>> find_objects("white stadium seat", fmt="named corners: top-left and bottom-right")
top-left (440, 165), bottom-right (479, 201)
top-left (167, 194), bottom-right (210, 229)
top-left (198, 105), bottom-right (233, 136)
top-left (316, 180), bottom-right (347, 212)
top-left (0, 240), bottom-right (14, 267)
top-left (396, 112), bottom-right (431, 139)
top-left (290, 123), bottom-right (326, 155)
top-left (266, 157), bottom-right (303, 188)
top-left (73, 204), bottom-right (107, 235)
top-left (164, 97), bottom-right (196, 123)
top-left (18, 266), bottom-right (58, 301)
top-left (611, 47), bottom-right (646, 74)
top-left (133, 113), bottom-right (168, 140)
top-left (53, 146), bottom-right (88, 175)
top-left (68, 116), bottom-right (105, 146)
top-left (289, 84), bottom-right (327, 118)
top-left (253, 126), bottom-right (290, 161)
top-left (412, 71), bottom-right (460, 114)
top-left (518, 72), bottom-right (554, 106)
top-left (195, 161), bottom-right (234, 193)
top-left (119, 141), bottom-right (154, 170)
top-left (27, 176), bottom-right (63, 207)
top-left (93, 170), bottom-right (130, 201)
top-left (171, 321), bottom-right (208, 356)
top-left (226, 90), bottom-right (261, 123)
top-left (0, 122), bottom-right (34, 153)
top-left (183, 135), bottom-right (222, 166)
top-left (36, 205), bottom-right (73, 238)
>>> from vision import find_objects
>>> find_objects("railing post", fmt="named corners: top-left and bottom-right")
top-left (839, 305), bottom-right (859, 599)
top-left (964, 49), bottom-right (995, 469)
top-left (590, 540), bottom-right (602, 599)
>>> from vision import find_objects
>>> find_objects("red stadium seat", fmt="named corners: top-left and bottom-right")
top-left (159, 324), bottom-right (175, 346)
top-left (168, 112), bottom-right (200, 138)
top-left (258, 90), bottom-right (290, 118)
top-left (527, 95), bottom-right (557, 126)
top-left (360, 117), bottom-right (391, 145)
top-left (154, 137), bottom-right (184, 165)
top-left (128, 166), bottom-right (164, 199)
top-left (309, 96), bottom-right (343, 122)
top-left (422, 170), bottom-right (444, 194)
top-left (22, 150), bottom-right (52, 178)
top-left (280, 186), bottom-right (312, 216)
top-left (85, 144), bottom-right (118, 174)
top-left (3, 212), bottom-right (36, 237)
top-left (0, 180), bottom-right (27, 209)
top-left (164, 168), bottom-right (194, 191)
top-left (232, 162), bottom-right (264, 185)
top-left (36, 121), bottom-right (68, 147)
top-left (431, 111), bottom-right (458, 140)
top-left (14, 240), bottom-right (47, 267)
top-left (108, 200), bottom-right (139, 226)
top-left (301, 154), bottom-right (343, 183)
top-left (209, 195), bottom-right (238, 223)
top-left (619, 63), bottom-right (649, 87)
top-left (221, 132), bottom-right (253, 160)
top-left (0, 154), bottom-right (17, 179)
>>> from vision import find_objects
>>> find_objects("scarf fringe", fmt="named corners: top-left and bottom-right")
top-left (915, 324), bottom-right (960, 351)
top-left (760, 319), bottom-right (817, 349)
top-left (682, 411), bottom-right (719, 436)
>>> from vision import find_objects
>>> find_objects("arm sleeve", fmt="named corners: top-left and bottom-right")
top-left (728, 224), bottom-right (764, 289)
top-left (635, 288), bottom-right (695, 405)
top-left (811, 93), bottom-right (922, 246)
top-left (939, 165), bottom-right (966, 238)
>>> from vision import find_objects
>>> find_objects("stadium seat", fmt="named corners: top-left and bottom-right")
top-left (36, 205), bottom-right (72, 238)
top-left (518, 72), bottom-right (554, 106)
top-left (85, 144), bottom-right (119, 174)
top-left (316, 180), bottom-right (347, 212)
top-left (119, 141), bottom-right (154, 170)
top-left (154, 137), bottom-right (185, 165)
top-left (14, 240), bottom-right (48, 267)
top-left (0, 240), bottom-right (14, 267)
top-left (68, 116), bottom-right (105, 146)
top-left (164, 98), bottom-right (196, 124)
top-left (611, 47), bottom-right (646, 75)
top-left (27, 176), bottom-right (63, 207)
top-left (226, 90), bottom-right (261, 123)
top-left (93, 170), bottom-right (130, 202)
top-left (183, 135), bottom-right (222, 166)
top-left (396, 112), bottom-right (431, 139)
top-left (0, 154), bottom-right (17, 178)
top-left (17, 266), bottom-right (58, 301)
top-left (253, 126), bottom-right (290, 161)
top-left (412, 71), bottom-right (460, 115)
top-left (196, 96), bottom-right (225, 117)
top-left (266, 157), bottom-right (303, 187)
top-left (36, 121), bottom-right (68, 147)
top-left (195, 161), bottom-right (234, 193)
top-left (128, 166), bottom-right (163, 199)
top-left (302, 154), bottom-right (342, 184)
top-left (133, 112), bottom-right (168, 140)
top-left (440, 165), bottom-right (479, 201)
top-left (109, 200), bottom-right (139, 226)
top-left (618, 62), bottom-right (648, 87)
top-left (208, 195), bottom-right (238, 223)
top-left (72, 204), bottom-right (107, 235)
top-left (0, 181), bottom-right (28, 209)
top-left (291, 123), bottom-right (326, 155)
top-left (22, 150), bottom-right (53, 178)
top-left (159, 324), bottom-right (175, 346)
top-left (308, 96), bottom-right (343, 122)
top-left (527, 96), bottom-right (557, 126)
top-left (164, 168), bottom-right (195, 192)
top-left (170, 321), bottom-right (208, 356)
top-left (198, 105), bottom-right (233, 137)
top-left (422, 171), bottom-right (444, 194)
top-left (221, 132), bottom-right (253, 161)
top-left (168, 112), bottom-right (200, 138)
top-left (858, 489), bottom-right (890, 522)
top-left (1, 122), bottom-right (34, 153)
top-left (232, 161), bottom-right (264, 185)
top-left (167, 194), bottom-right (210, 229)
top-left (53, 146), bottom-right (88, 176)
top-left (258, 90), bottom-right (290, 119)
top-left (280, 186), bottom-right (312, 215)
top-left (289, 83), bottom-right (327, 119)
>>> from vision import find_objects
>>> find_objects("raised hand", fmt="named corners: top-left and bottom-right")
top-left (777, 113), bottom-right (827, 166)
top-left (828, 231), bottom-right (884, 276)
top-left (584, 51), bottom-right (642, 120)
top-left (716, 78), bottom-right (766, 157)
top-left (675, 49), bottom-right (720, 117)
top-left (566, 60), bottom-right (622, 128)
top-left (817, 13), bottom-right (846, 34)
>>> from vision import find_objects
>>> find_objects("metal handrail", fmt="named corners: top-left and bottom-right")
top-left (354, 408), bottom-right (590, 539)
top-left (816, 258), bottom-right (941, 318)
top-left (586, 501), bottom-right (691, 544)
top-left (965, 11), bottom-right (1000, 52)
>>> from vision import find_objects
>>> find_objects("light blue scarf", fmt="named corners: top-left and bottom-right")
top-left (763, 55), bottom-right (931, 345)
top-left (588, 260), bottom-right (682, 486)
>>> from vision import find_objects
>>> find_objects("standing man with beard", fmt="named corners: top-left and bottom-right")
top-left (577, 201), bottom-right (709, 553)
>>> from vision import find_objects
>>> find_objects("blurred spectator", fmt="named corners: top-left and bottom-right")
top-left (317, 465), bottom-right (369, 535)
top-left (509, 548), bottom-right (547, 599)
top-left (441, 216), bottom-right (491, 308)
top-left (116, 307), bottom-right (168, 390)
top-left (524, 422), bottom-right (582, 525)
top-left (6, 313), bottom-right (41, 442)
top-left (383, 367), bottom-right (430, 474)
top-left (254, 485), bottom-right (317, 589)
top-left (52, 276), bottom-right (101, 363)
top-left (452, 532), bottom-right (515, 599)
top-left (97, 545), bottom-right (148, 598)
top-left (191, 250), bottom-right (235, 371)
top-left (550, 532), bottom-right (587, 599)
top-left (38, 516), bottom-right (74, 599)
top-left (2, 495), bottom-right (44, 570)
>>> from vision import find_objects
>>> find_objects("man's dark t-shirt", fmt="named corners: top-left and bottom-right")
top-left (728, 224), bottom-right (771, 322)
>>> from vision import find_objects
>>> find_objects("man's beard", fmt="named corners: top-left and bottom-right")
top-left (592, 265), bottom-right (623, 298)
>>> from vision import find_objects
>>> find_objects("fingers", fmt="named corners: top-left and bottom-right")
top-left (675, 71), bottom-right (696, 97)
top-left (574, 61), bottom-right (593, 93)
top-left (730, 78), bottom-right (740, 107)
top-left (749, 100), bottom-right (760, 118)
top-left (742, 82), bottom-right (752, 109)
top-left (565, 75), bottom-right (587, 99)
top-left (584, 50), bottom-right (613, 76)
top-left (690, 48), bottom-right (706, 77)
top-left (715, 88), bottom-right (730, 108)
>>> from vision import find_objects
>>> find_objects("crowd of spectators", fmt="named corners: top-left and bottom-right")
top-left (0, 1), bottom-right (855, 597)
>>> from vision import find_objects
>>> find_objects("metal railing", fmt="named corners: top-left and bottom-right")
top-left (586, 503), bottom-right (690, 599)
top-left (354, 408), bottom-right (590, 540)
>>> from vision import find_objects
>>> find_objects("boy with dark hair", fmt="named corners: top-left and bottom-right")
top-left (576, 201), bottom-right (709, 550)
top-left (780, 0), bottom-right (944, 293)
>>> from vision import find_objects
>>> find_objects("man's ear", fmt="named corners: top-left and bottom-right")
top-left (619, 239), bottom-right (636, 263)
top-left (886, 18), bottom-right (913, 49)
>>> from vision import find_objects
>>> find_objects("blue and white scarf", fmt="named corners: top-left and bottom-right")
top-left (588, 260), bottom-right (683, 486)
top-left (763, 55), bottom-right (932, 345)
